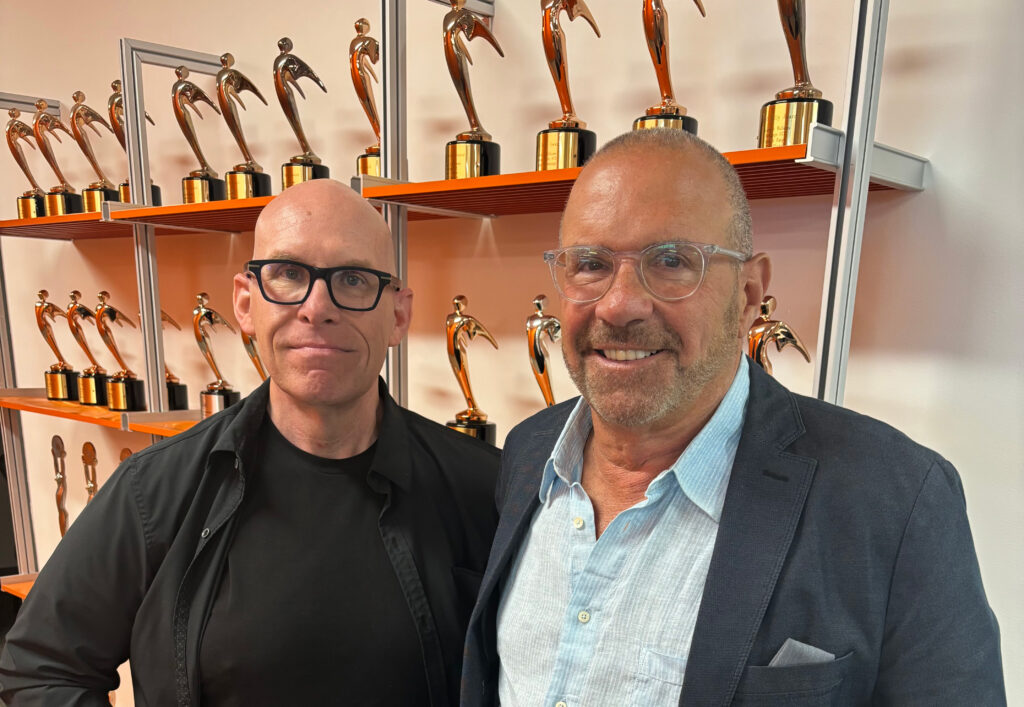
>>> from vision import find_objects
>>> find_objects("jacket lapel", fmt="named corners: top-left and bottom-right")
top-left (680, 364), bottom-right (817, 707)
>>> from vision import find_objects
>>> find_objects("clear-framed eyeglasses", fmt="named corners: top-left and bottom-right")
top-left (543, 241), bottom-right (750, 304)
top-left (245, 259), bottom-right (402, 312)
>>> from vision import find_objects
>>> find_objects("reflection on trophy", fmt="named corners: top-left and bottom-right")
top-left (193, 292), bottom-right (241, 418)
top-left (160, 310), bottom-right (189, 410)
top-left (69, 91), bottom-right (119, 213)
top-left (32, 99), bottom-right (84, 215)
top-left (526, 295), bottom-right (562, 407)
top-left (634, 0), bottom-right (706, 134)
top-left (108, 79), bottom-right (162, 205)
top-left (273, 37), bottom-right (330, 189)
top-left (445, 295), bottom-right (498, 444)
top-left (350, 19), bottom-right (382, 177)
top-left (82, 442), bottom-right (98, 504)
top-left (6, 109), bottom-right (47, 218)
top-left (748, 295), bottom-right (811, 376)
top-left (442, 0), bottom-right (505, 179)
top-left (171, 66), bottom-right (226, 204)
top-left (758, 0), bottom-right (833, 147)
top-left (51, 435), bottom-right (68, 537)
top-left (241, 331), bottom-right (268, 381)
top-left (66, 290), bottom-right (108, 405)
top-left (35, 290), bottom-right (79, 401)
top-left (216, 53), bottom-right (272, 199)
top-left (95, 291), bottom-right (145, 412)
top-left (537, 0), bottom-right (601, 171)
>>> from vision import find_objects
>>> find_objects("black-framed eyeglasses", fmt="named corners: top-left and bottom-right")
top-left (245, 259), bottom-right (402, 312)
top-left (543, 241), bottom-right (750, 304)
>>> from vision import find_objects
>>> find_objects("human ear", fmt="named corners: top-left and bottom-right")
top-left (232, 272), bottom-right (256, 337)
top-left (388, 287), bottom-right (413, 347)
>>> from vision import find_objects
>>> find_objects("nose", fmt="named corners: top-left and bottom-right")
top-left (296, 277), bottom-right (339, 324)
top-left (594, 258), bottom-right (654, 328)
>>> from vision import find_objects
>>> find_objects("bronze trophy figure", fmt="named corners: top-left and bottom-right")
top-left (758, 0), bottom-right (833, 147)
top-left (442, 0), bottom-right (505, 179)
top-left (445, 295), bottom-right (498, 444)
top-left (36, 289), bottom-right (79, 400)
top-left (107, 78), bottom-right (162, 204)
top-left (32, 99), bottom-right (84, 215)
top-left (537, 0), bottom-right (601, 171)
top-left (95, 291), bottom-right (145, 412)
top-left (171, 66), bottom-right (226, 203)
top-left (69, 91), bottom-right (119, 212)
top-left (120, 448), bottom-right (132, 462)
top-left (350, 19), bottom-right (382, 177)
top-left (241, 331), bottom-right (268, 381)
top-left (6, 109), bottom-right (46, 218)
top-left (273, 37), bottom-right (329, 188)
top-left (51, 435), bottom-right (69, 537)
top-left (526, 294), bottom-right (561, 407)
top-left (193, 292), bottom-right (241, 418)
top-left (66, 290), bottom-right (108, 405)
top-left (216, 53), bottom-right (272, 199)
top-left (82, 442), bottom-right (98, 504)
top-left (634, 0), bottom-right (706, 134)
top-left (160, 309), bottom-right (189, 410)
top-left (748, 295), bottom-right (811, 376)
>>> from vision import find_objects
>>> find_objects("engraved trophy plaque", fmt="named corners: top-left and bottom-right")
top-left (95, 291), bottom-right (146, 412)
top-left (67, 289), bottom-right (108, 405)
top-left (193, 292), bottom-right (241, 418)
top-left (442, 0), bottom-right (505, 179)
top-left (69, 91), bottom-right (119, 212)
top-left (634, 0), bottom-right (706, 134)
top-left (758, 0), bottom-right (833, 147)
top-left (216, 53), bottom-right (272, 199)
top-left (36, 289), bottom-right (79, 400)
top-left (32, 100), bottom-right (84, 215)
top-left (350, 19), bottom-right (382, 177)
top-left (445, 295), bottom-right (498, 444)
top-left (526, 294), bottom-right (561, 407)
top-left (171, 66), bottom-right (226, 203)
top-left (6, 109), bottom-right (46, 218)
top-left (748, 295), bottom-right (810, 376)
top-left (82, 441), bottom-right (98, 504)
top-left (241, 331), bottom-right (268, 381)
top-left (160, 310), bottom-right (189, 410)
top-left (537, 0), bottom-right (601, 171)
top-left (273, 37), bottom-right (330, 189)
top-left (51, 435), bottom-right (69, 537)
top-left (108, 78), bottom-right (162, 204)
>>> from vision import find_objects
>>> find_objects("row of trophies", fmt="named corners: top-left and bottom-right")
top-left (6, 0), bottom-right (830, 219)
top-left (48, 435), bottom-right (128, 537)
top-left (36, 290), bottom-right (266, 418)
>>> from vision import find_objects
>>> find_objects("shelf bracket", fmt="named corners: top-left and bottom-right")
top-left (99, 201), bottom-right (240, 235)
top-left (798, 123), bottom-right (928, 191)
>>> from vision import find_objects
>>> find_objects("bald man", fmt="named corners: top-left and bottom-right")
top-left (0, 180), bottom-right (500, 706)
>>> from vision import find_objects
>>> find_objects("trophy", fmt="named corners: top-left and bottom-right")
top-left (216, 53), bottom-right (272, 199)
top-left (273, 37), bottom-right (329, 188)
top-left (748, 295), bottom-right (811, 375)
top-left (758, 0), bottom-right (833, 147)
top-left (35, 290), bottom-right (79, 401)
top-left (5, 109), bottom-right (46, 218)
top-left (120, 448), bottom-right (132, 462)
top-left (193, 292), bottom-right (241, 418)
top-left (51, 435), bottom-right (68, 537)
top-left (108, 79), bottom-right (162, 205)
top-left (32, 100), bottom-right (84, 215)
top-left (537, 0), bottom-right (601, 171)
top-left (82, 442), bottom-right (98, 504)
top-left (634, 0), bottom-right (706, 134)
top-left (69, 91), bottom-right (119, 213)
top-left (442, 0), bottom-right (505, 179)
top-left (349, 19), bottom-right (382, 177)
top-left (95, 291), bottom-right (145, 412)
top-left (171, 66), bottom-right (226, 203)
top-left (445, 295), bottom-right (498, 444)
top-left (160, 310), bottom-right (189, 410)
top-left (241, 331), bottom-right (268, 380)
top-left (526, 295), bottom-right (562, 407)
top-left (66, 290), bottom-right (108, 405)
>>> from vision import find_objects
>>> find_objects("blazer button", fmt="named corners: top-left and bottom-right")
top-left (201, 528), bottom-right (211, 538)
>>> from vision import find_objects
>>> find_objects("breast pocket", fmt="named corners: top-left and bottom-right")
top-left (628, 647), bottom-right (688, 707)
top-left (732, 651), bottom-right (853, 706)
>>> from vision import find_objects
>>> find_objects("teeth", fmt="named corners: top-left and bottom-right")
top-left (601, 349), bottom-right (657, 361)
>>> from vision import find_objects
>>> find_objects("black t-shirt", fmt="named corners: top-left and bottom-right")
top-left (199, 417), bottom-right (430, 706)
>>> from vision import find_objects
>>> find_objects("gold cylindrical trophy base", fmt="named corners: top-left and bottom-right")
top-left (201, 389), bottom-right (241, 419)
top-left (633, 114), bottom-right (698, 135)
top-left (281, 162), bottom-right (330, 190)
top-left (44, 191), bottom-right (84, 217)
top-left (83, 187), bottom-right (119, 214)
top-left (78, 373), bottom-right (109, 406)
top-left (536, 128), bottom-right (597, 171)
top-left (119, 181), bottom-right (164, 206)
top-left (107, 377), bottom-right (146, 412)
top-left (182, 175), bottom-right (227, 204)
top-left (758, 98), bottom-right (834, 148)
top-left (226, 171), bottom-right (273, 200)
top-left (357, 153), bottom-right (381, 177)
top-left (45, 370), bottom-right (78, 401)
top-left (446, 419), bottom-right (497, 446)
top-left (17, 195), bottom-right (44, 219)
top-left (445, 140), bottom-right (500, 180)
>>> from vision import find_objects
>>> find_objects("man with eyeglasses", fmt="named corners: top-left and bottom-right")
top-left (461, 130), bottom-right (1003, 706)
top-left (1, 179), bottom-right (499, 706)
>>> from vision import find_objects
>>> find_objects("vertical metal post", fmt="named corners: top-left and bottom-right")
top-left (813, 0), bottom-right (890, 404)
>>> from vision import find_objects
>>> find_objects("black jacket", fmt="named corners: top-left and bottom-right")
top-left (0, 379), bottom-right (499, 706)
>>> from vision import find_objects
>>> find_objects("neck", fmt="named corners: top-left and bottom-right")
top-left (267, 383), bottom-right (382, 459)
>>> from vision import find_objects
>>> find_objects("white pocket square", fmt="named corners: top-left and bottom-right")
top-left (768, 638), bottom-right (835, 667)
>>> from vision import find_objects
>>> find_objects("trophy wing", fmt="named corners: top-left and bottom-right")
top-left (467, 19), bottom-right (505, 58)
top-left (567, 0), bottom-right (602, 37)
top-left (110, 306), bottom-right (137, 329)
top-left (290, 57), bottom-right (328, 94)
top-left (236, 73), bottom-right (269, 106)
top-left (471, 320), bottom-right (500, 350)
top-left (187, 86), bottom-right (222, 117)
top-left (81, 106), bottom-right (114, 136)
top-left (210, 311), bottom-right (237, 334)
top-left (692, 0), bottom-right (707, 18)
top-left (12, 123), bottom-right (37, 148)
top-left (161, 310), bottom-right (182, 330)
top-left (774, 324), bottom-right (812, 362)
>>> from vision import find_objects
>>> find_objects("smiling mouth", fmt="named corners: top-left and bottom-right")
top-left (596, 349), bottom-right (662, 361)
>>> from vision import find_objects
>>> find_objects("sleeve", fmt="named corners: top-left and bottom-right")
top-left (0, 459), bottom-right (154, 706)
top-left (873, 458), bottom-right (1006, 705)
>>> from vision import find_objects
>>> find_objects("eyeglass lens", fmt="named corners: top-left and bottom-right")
top-left (552, 243), bottom-right (705, 301)
top-left (258, 262), bottom-right (384, 309)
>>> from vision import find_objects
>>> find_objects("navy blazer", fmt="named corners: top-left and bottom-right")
top-left (461, 361), bottom-right (1004, 706)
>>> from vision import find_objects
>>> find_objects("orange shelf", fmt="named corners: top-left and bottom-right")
top-left (1, 574), bottom-right (37, 600)
top-left (0, 211), bottom-right (132, 240)
top-left (109, 196), bottom-right (274, 234)
top-left (126, 417), bottom-right (199, 437)
top-left (0, 395), bottom-right (123, 430)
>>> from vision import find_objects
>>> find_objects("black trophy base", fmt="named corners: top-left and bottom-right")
top-left (119, 182), bottom-right (163, 205)
top-left (758, 98), bottom-right (834, 148)
top-left (44, 191), bottom-right (84, 216)
top-left (446, 420), bottom-right (497, 446)
top-left (167, 381), bottom-right (189, 411)
top-left (182, 175), bottom-right (226, 204)
top-left (45, 370), bottom-right (79, 401)
top-left (17, 194), bottom-right (45, 219)
top-left (536, 127), bottom-right (597, 171)
top-left (83, 187), bottom-right (119, 213)
top-left (281, 163), bottom-right (329, 190)
top-left (226, 170), bottom-right (273, 200)
top-left (445, 140), bottom-right (500, 179)
top-left (107, 378), bottom-right (146, 412)
top-left (201, 389), bottom-right (241, 419)
top-left (78, 373), bottom-right (109, 406)
top-left (633, 113), bottom-right (698, 135)
top-left (357, 152), bottom-right (381, 177)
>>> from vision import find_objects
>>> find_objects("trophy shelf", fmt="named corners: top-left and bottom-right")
top-left (0, 389), bottom-right (200, 436)
top-left (1, 573), bottom-right (37, 599)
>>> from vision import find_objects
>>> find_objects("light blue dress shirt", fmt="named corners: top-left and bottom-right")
top-left (496, 357), bottom-right (750, 707)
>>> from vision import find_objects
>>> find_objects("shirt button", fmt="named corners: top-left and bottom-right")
top-left (556, 702), bottom-right (568, 707)
top-left (572, 516), bottom-right (584, 530)
top-left (201, 528), bottom-right (210, 538)
top-left (577, 609), bottom-right (591, 624)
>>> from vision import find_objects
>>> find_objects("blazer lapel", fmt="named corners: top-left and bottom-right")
top-left (680, 364), bottom-right (817, 707)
